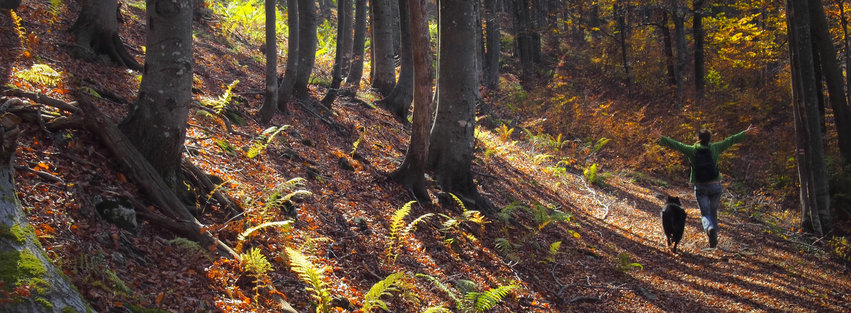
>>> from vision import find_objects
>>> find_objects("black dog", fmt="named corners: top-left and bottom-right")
top-left (661, 195), bottom-right (687, 253)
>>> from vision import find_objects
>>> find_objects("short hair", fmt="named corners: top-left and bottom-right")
top-left (698, 129), bottom-right (711, 146)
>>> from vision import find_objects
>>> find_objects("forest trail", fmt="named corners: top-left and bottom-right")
top-left (1, 1), bottom-right (850, 312)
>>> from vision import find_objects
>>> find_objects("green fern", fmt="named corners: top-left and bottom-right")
top-left (466, 284), bottom-right (517, 312)
top-left (362, 272), bottom-right (406, 313)
top-left (202, 80), bottom-right (239, 113)
top-left (247, 125), bottom-right (290, 159)
top-left (15, 64), bottom-right (61, 86)
top-left (416, 274), bottom-right (463, 308)
top-left (167, 237), bottom-right (207, 258)
top-left (616, 252), bottom-right (644, 271)
top-left (541, 241), bottom-right (562, 264)
top-left (421, 307), bottom-right (451, 313)
top-left (386, 201), bottom-right (434, 263)
top-left (242, 247), bottom-right (272, 277)
top-left (286, 247), bottom-right (333, 313)
top-left (237, 220), bottom-right (293, 244)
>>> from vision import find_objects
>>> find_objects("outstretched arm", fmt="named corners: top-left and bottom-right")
top-left (715, 125), bottom-right (755, 151)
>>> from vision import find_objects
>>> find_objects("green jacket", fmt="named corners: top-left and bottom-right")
top-left (658, 129), bottom-right (748, 183)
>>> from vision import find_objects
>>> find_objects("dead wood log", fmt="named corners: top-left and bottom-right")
top-left (181, 158), bottom-right (241, 215)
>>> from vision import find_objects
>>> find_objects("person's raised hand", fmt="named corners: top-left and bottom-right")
top-left (650, 128), bottom-right (663, 139)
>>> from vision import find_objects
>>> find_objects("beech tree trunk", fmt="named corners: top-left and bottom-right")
top-left (787, 0), bottom-right (832, 235)
top-left (808, 0), bottom-right (851, 165)
top-left (370, 0), bottom-right (397, 95)
top-left (346, 0), bottom-right (367, 89)
top-left (513, 0), bottom-right (535, 77)
top-left (428, 0), bottom-right (490, 212)
top-left (390, 0), bottom-right (433, 201)
top-left (259, 0), bottom-right (278, 124)
top-left (659, 11), bottom-right (677, 86)
top-left (483, 0), bottom-right (501, 89)
top-left (321, 0), bottom-right (352, 107)
top-left (119, 0), bottom-right (193, 187)
top-left (276, 0), bottom-right (300, 114)
top-left (0, 121), bottom-right (91, 313)
top-left (70, 0), bottom-right (142, 70)
top-left (615, 0), bottom-right (630, 90)
top-left (294, 0), bottom-right (317, 98)
top-left (378, 0), bottom-right (413, 122)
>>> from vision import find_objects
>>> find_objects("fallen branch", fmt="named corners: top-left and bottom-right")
top-left (181, 158), bottom-right (241, 215)
top-left (15, 165), bottom-right (64, 184)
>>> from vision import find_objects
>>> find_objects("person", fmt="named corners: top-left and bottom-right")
top-left (654, 125), bottom-right (756, 249)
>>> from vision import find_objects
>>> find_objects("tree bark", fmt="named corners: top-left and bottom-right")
top-left (787, 0), bottom-right (832, 235)
top-left (0, 0), bottom-right (20, 9)
top-left (119, 0), bottom-right (193, 188)
top-left (0, 120), bottom-right (91, 313)
top-left (70, 0), bottom-right (142, 70)
top-left (346, 0), bottom-right (368, 89)
top-left (657, 10), bottom-right (677, 86)
top-left (615, 0), bottom-right (630, 91)
top-left (378, 0), bottom-right (413, 122)
top-left (671, 1), bottom-right (687, 102)
top-left (259, 0), bottom-right (279, 124)
top-left (693, 0), bottom-right (705, 99)
top-left (276, 0), bottom-right (300, 114)
top-left (294, 0), bottom-right (317, 98)
top-left (513, 0), bottom-right (535, 77)
top-left (390, 0), bottom-right (433, 201)
top-left (808, 0), bottom-right (851, 165)
top-left (370, 0), bottom-right (397, 95)
top-left (321, 0), bottom-right (352, 107)
top-left (428, 0), bottom-right (490, 212)
top-left (483, 0), bottom-right (501, 89)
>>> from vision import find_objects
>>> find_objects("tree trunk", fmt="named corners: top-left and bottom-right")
top-left (513, 0), bottom-right (535, 77)
top-left (0, 0), bottom-right (20, 9)
top-left (70, 0), bottom-right (142, 70)
top-left (659, 11), bottom-right (677, 86)
top-left (671, 2), bottom-right (687, 102)
top-left (340, 0), bottom-right (355, 77)
top-left (693, 0), bottom-right (705, 99)
top-left (615, 0), bottom-right (630, 91)
top-left (259, 0), bottom-right (279, 124)
top-left (321, 0), bottom-right (352, 107)
top-left (378, 0), bottom-right (413, 122)
top-left (370, 0), bottom-right (397, 95)
top-left (483, 0), bottom-right (501, 89)
top-left (346, 0), bottom-right (367, 89)
top-left (390, 0), bottom-right (433, 201)
top-left (119, 0), bottom-right (193, 188)
top-left (294, 0), bottom-right (317, 98)
top-left (809, 0), bottom-right (851, 165)
top-left (277, 0), bottom-right (300, 114)
top-left (839, 1), bottom-right (851, 108)
top-left (428, 0), bottom-right (490, 212)
top-left (0, 122), bottom-right (91, 313)
top-left (787, 0), bottom-right (832, 235)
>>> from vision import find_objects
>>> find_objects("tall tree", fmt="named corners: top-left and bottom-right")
top-left (693, 0), bottom-right (705, 98)
top-left (120, 0), bottom-right (193, 187)
top-left (513, 0), bottom-right (536, 76)
top-left (0, 0), bottom-right (20, 9)
top-left (808, 0), bottom-right (851, 164)
top-left (378, 0), bottom-right (414, 122)
top-left (70, 0), bottom-right (142, 70)
top-left (614, 0), bottom-right (631, 90)
top-left (260, 0), bottom-right (278, 123)
top-left (671, 0), bottom-right (687, 102)
top-left (321, 0), bottom-right (353, 107)
top-left (346, 0), bottom-right (368, 89)
top-left (428, 0), bottom-right (490, 211)
top-left (276, 0), bottom-right (300, 115)
top-left (390, 0), bottom-right (434, 201)
top-left (787, 0), bottom-right (832, 235)
top-left (370, 0), bottom-right (397, 95)
top-left (294, 0), bottom-right (317, 98)
top-left (483, 0), bottom-right (501, 89)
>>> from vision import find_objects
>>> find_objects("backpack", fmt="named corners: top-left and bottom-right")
top-left (693, 146), bottom-right (718, 182)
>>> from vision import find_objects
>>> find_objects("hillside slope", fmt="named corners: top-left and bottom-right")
top-left (2, 1), bottom-right (850, 312)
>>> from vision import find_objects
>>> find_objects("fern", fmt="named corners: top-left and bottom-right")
top-left (541, 241), bottom-right (562, 263)
top-left (386, 201), bottom-right (433, 263)
top-left (167, 237), bottom-right (207, 258)
top-left (496, 124), bottom-right (514, 141)
top-left (286, 247), bottom-right (333, 313)
top-left (237, 220), bottom-right (293, 244)
top-left (10, 10), bottom-right (27, 55)
top-left (593, 137), bottom-right (611, 152)
top-left (421, 307), bottom-right (451, 313)
top-left (47, 0), bottom-right (63, 24)
top-left (247, 125), bottom-right (290, 159)
top-left (362, 272), bottom-right (406, 313)
top-left (15, 64), bottom-right (61, 86)
top-left (466, 284), bottom-right (517, 312)
top-left (416, 274), bottom-right (463, 307)
top-left (242, 247), bottom-right (272, 277)
top-left (202, 80), bottom-right (239, 113)
top-left (616, 252), bottom-right (644, 271)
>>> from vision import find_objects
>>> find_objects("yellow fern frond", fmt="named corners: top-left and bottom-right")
top-left (15, 64), bottom-right (61, 87)
top-left (362, 272), bottom-right (406, 313)
top-left (237, 220), bottom-right (293, 244)
top-left (286, 247), bottom-right (332, 312)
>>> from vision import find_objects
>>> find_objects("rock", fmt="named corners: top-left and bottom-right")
top-left (94, 196), bottom-right (138, 233)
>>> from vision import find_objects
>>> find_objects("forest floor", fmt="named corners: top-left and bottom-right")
top-left (2, 1), bottom-right (851, 312)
